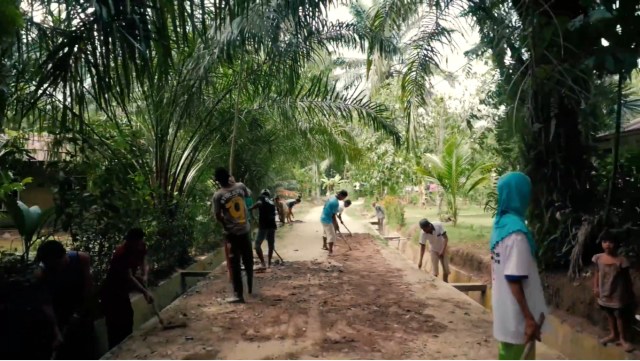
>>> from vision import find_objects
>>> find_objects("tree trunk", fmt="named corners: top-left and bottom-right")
top-left (229, 86), bottom-right (240, 175)
top-left (604, 73), bottom-right (624, 222)
top-left (515, 0), bottom-right (596, 263)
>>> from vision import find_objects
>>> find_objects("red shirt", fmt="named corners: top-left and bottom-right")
top-left (103, 243), bottom-right (147, 296)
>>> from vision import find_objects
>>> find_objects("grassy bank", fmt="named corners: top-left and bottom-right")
top-left (352, 199), bottom-right (492, 251)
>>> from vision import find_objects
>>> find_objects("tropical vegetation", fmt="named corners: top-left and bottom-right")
top-left (0, 0), bottom-right (639, 356)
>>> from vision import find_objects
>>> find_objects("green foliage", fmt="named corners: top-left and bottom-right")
top-left (0, 132), bottom-right (51, 259)
top-left (51, 157), bottom-right (153, 283)
top-left (417, 134), bottom-right (494, 225)
top-left (349, 130), bottom-right (417, 198)
top-left (1, 0), bottom-right (405, 291)
top-left (381, 195), bottom-right (405, 228)
top-left (461, 0), bottom-right (640, 275)
top-left (0, 0), bottom-right (23, 127)
top-left (320, 174), bottom-right (349, 195)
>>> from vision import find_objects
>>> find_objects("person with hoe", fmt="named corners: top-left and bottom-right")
top-left (250, 189), bottom-right (278, 269)
top-left (212, 167), bottom-right (254, 303)
top-left (101, 228), bottom-right (153, 349)
top-left (417, 218), bottom-right (450, 282)
top-left (490, 172), bottom-right (547, 360)
top-left (274, 196), bottom-right (286, 226)
top-left (320, 190), bottom-right (349, 254)
top-left (286, 197), bottom-right (302, 223)
top-left (35, 240), bottom-right (94, 359)
top-left (337, 199), bottom-right (352, 230)
top-left (372, 201), bottom-right (385, 234)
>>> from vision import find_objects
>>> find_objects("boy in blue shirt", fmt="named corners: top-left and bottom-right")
top-left (320, 190), bottom-right (349, 254)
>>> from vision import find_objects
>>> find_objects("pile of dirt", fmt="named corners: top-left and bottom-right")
top-left (106, 234), bottom-right (468, 360)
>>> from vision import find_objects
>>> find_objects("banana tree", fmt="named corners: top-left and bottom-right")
top-left (321, 174), bottom-right (348, 196)
top-left (417, 134), bottom-right (494, 225)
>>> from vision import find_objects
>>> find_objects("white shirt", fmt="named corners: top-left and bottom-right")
top-left (491, 232), bottom-right (548, 345)
top-left (338, 201), bottom-right (345, 215)
top-left (419, 222), bottom-right (447, 254)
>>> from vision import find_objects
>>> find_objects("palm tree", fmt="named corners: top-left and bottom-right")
top-left (0, 0), bottom-right (22, 128)
top-left (417, 134), bottom-right (493, 225)
top-left (8, 0), bottom-right (400, 200)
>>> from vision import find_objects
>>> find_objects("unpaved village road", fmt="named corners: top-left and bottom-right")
top-left (106, 204), bottom-right (552, 360)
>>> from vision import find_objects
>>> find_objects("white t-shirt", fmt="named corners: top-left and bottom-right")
top-left (491, 232), bottom-right (548, 345)
top-left (338, 201), bottom-right (345, 215)
top-left (419, 222), bottom-right (447, 254)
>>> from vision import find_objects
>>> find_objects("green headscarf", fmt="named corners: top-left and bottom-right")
top-left (489, 172), bottom-right (536, 256)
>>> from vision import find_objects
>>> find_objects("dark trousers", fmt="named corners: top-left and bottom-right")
top-left (55, 316), bottom-right (97, 359)
top-left (103, 294), bottom-right (134, 349)
top-left (228, 232), bottom-right (253, 298)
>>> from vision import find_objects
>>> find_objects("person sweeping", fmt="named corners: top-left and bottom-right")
top-left (250, 189), bottom-right (278, 269)
top-left (490, 172), bottom-right (547, 360)
top-left (336, 199), bottom-right (352, 231)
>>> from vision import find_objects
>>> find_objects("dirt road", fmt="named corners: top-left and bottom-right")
top-left (105, 206), bottom-right (501, 359)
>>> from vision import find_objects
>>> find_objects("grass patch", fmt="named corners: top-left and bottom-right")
top-left (351, 198), bottom-right (492, 249)
top-left (395, 203), bottom-right (493, 248)
top-left (446, 223), bottom-right (492, 247)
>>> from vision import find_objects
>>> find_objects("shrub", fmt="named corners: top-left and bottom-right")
top-left (381, 195), bottom-right (405, 228)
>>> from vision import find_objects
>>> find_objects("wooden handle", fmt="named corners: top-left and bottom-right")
top-left (520, 313), bottom-right (545, 360)
top-left (152, 302), bottom-right (165, 326)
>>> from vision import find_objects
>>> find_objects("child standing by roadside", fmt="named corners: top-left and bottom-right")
top-left (593, 231), bottom-right (636, 352)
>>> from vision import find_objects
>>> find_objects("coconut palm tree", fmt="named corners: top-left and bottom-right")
top-left (417, 134), bottom-right (493, 225)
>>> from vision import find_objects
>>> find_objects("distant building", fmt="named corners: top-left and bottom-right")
top-left (0, 134), bottom-right (68, 228)
top-left (596, 118), bottom-right (640, 153)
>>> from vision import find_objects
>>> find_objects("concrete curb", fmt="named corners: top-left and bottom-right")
top-left (98, 249), bottom-right (226, 358)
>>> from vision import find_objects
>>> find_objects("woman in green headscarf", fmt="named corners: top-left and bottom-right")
top-left (490, 172), bottom-right (548, 360)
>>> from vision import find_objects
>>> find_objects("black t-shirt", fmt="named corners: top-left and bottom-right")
top-left (256, 196), bottom-right (277, 229)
